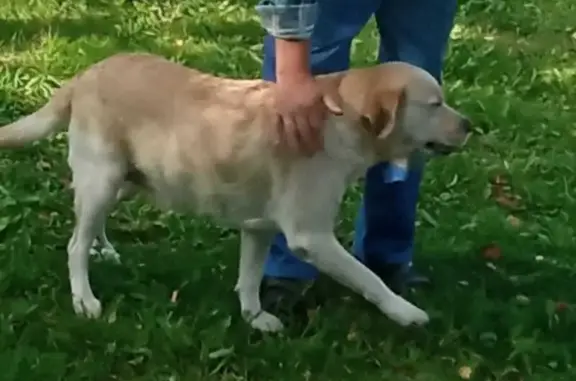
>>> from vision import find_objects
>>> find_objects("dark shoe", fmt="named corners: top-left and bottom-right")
top-left (368, 261), bottom-right (430, 295)
top-left (260, 277), bottom-right (317, 327)
top-left (259, 264), bottom-right (429, 327)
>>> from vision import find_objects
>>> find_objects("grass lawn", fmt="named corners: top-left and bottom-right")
top-left (1, 0), bottom-right (576, 379)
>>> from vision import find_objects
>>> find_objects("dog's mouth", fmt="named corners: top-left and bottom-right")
top-left (424, 141), bottom-right (456, 155)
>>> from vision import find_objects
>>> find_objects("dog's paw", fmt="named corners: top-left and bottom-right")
top-left (250, 311), bottom-right (284, 332)
top-left (383, 296), bottom-right (429, 327)
top-left (89, 246), bottom-right (100, 257)
top-left (72, 295), bottom-right (102, 319)
top-left (90, 246), bottom-right (121, 264)
top-left (100, 247), bottom-right (121, 264)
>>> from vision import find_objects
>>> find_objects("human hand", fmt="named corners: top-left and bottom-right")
top-left (272, 39), bottom-right (342, 155)
top-left (273, 73), bottom-right (327, 155)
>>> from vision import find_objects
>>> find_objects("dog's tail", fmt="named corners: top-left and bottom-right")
top-left (0, 79), bottom-right (76, 148)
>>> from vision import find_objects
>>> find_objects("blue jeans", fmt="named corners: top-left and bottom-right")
top-left (262, 0), bottom-right (457, 280)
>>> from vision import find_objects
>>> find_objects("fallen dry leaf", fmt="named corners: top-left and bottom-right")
top-left (495, 194), bottom-right (521, 209)
top-left (556, 302), bottom-right (568, 312)
top-left (481, 243), bottom-right (502, 261)
top-left (458, 366), bottom-right (472, 379)
top-left (490, 174), bottom-right (522, 210)
top-left (491, 174), bottom-right (509, 187)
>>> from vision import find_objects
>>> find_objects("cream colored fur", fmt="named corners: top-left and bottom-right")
top-left (0, 53), bottom-right (470, 332)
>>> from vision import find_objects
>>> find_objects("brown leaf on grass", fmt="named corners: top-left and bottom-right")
top-left (489, 174), bottom-right (507, 198)
top-left (481, 243), bottom-right (501, 261)
top-left (458, 366), bottom-right (472, 379)
top-left (556, 302), bottom-right (568, 312)
top-left (490, 174), bottom-right (522, 210)
top-left (495, 194), bottom-right (522, 209)
top-left (491, 174), bottom-right (508, 187)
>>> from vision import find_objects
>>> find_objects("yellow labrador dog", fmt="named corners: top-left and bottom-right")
top-left (0, 53), bottom-right (470, 332)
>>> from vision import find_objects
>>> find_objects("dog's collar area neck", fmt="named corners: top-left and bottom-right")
top-left (383, 162), bottom-right (408, 183)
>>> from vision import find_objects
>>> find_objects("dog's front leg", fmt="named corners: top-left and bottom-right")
top-left (235, 228), bottom-right (284, 332)
top-left (283, 231), bottom-right (429, 327)
top-left (276, 158), bottom-right (428, 326)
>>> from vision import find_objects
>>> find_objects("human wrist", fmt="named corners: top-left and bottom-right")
top-left (275, 38), bottom-right (313, 83)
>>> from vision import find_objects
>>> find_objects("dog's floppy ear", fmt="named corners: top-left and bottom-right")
top-left (360, 87), bottom-right (405, 138)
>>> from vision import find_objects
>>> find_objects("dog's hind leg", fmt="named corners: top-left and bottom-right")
top-left (235, 228), bottom-right (284, 332)
top-left (89, 180), bottom-right (136, 262)
top-left (67, 159), bottom-right (123, 319)
top-left (89, 224), bottom-right (121, 264)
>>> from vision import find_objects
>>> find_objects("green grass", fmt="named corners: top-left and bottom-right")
top-left (1, 0), bottom-right (576, 379)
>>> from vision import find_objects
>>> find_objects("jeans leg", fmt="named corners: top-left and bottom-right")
top-left (263, 0), bottom-right (379, 280)
top-left (353, 0), bottom-right (457, 266)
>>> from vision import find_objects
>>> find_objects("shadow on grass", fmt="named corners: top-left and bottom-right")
top-left (0, 13), bottom-right (263, 49)
top-left (0, 15), bottom-right (116, 46)
top-left (0, 9), bottom-right (265, 115)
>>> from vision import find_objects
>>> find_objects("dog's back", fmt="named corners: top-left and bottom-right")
top-left (0, 53), bottom-right (301, 224)
top-left (67, 53), bottom-right (289, 222)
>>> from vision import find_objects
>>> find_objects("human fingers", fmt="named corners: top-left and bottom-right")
top-left (294, 112), bottom-right (318, 155)
top-left (281, 114), bottom-right (303, 153)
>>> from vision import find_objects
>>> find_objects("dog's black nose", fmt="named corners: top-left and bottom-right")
top-left (460, 118), bottom-right (472, 133)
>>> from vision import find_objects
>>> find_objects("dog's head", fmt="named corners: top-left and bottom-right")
top-left (338, 62), bottom-right (471, 161)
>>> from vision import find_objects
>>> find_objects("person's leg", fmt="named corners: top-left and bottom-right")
top-left (262, 0), bottom-right (378, 282)
top-left (260, 0), bottom-right (380, 323)
top-left (353, 0), bottom-right (457, 292)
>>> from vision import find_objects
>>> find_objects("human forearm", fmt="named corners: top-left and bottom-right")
top-left (255, 0), bottom-right (318, 80)
top-left (275, 39), bottom-right (311, 81)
